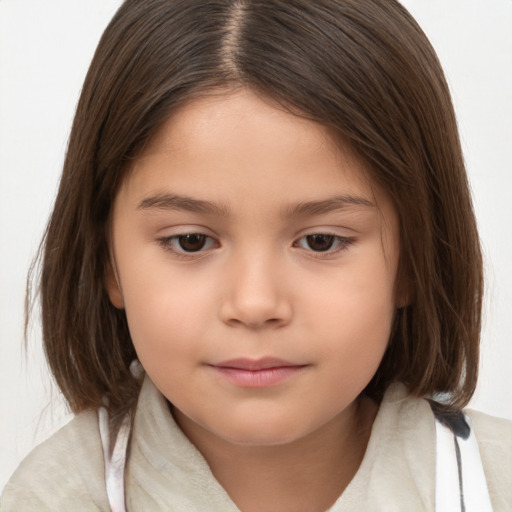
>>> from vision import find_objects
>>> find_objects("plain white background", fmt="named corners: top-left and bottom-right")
top-left (1, 0), bottom-right (511, 492)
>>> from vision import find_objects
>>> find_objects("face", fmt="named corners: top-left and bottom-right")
top-left (107, 89), bottom-right (400, 447)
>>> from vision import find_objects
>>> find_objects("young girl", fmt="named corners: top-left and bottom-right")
top-left (2, 1), bottom-right (511, 511)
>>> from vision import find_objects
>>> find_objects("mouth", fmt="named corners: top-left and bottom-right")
top-left (207, 357), bottom-right (308, 388)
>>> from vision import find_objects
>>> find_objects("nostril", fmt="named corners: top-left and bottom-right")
top-left (223, 313), bottom-right (290, 330)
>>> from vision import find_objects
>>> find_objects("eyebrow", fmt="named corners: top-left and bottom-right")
top-left (137, 193), bottom-right (230, 216)
top-left (281, 195), bottom-right (375, 217)
top-left (137, 192), bottom-right (375, 217)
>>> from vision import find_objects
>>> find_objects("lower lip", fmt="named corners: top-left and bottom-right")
top-left (210, 366), bottom-right (306, 388)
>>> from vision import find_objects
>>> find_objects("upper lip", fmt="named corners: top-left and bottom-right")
top-left (210, 357), bottom-right (304, 371)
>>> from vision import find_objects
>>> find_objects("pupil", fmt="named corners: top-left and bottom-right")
top-left (307, 234), bottom-right (334, 252)
top-left (179, 234), bottom-right (206, 252)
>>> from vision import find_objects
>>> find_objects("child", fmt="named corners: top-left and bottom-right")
top-left (1, 0), bottom-right (511, 511)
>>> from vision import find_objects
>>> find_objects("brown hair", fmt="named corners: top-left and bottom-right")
top-left (32, 0), bottom-right (483, 419)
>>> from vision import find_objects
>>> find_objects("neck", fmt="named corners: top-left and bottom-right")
top-left (174, 396), bottom-right (378, 512)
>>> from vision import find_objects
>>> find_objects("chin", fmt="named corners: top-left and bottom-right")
top-left (211, 417), bottom-right (312, 447)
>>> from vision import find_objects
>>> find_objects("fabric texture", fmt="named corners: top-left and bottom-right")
top-left (1, 377), bottom-right (511, 511)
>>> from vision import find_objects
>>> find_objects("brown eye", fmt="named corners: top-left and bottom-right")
top-left (305, 234), bottom-right (335, 252)
top-left (158, 232), bottom-right (218, 256)
top-left (178, 234), bottom-right (208, 252)
top-left (294, 233), bottom-right (354, 255)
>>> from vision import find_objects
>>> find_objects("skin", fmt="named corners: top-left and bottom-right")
top-left (106, 89), bottom-right (401, 512)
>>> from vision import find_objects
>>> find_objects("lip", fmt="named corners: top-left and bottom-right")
top-left (208, 357), bottom-right (308, 388)
top-left (212, 357), bottom-right (301, 371)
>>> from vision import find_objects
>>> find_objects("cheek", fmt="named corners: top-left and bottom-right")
top-left (302, 254), bottom-right (397, 374)
top-left (307, 255), bottom-right (396, 331)
top-left (118, 260), bottom-right (218, 364)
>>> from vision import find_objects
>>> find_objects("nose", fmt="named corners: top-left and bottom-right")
top-left (219, 251), bottom-right (293, 329)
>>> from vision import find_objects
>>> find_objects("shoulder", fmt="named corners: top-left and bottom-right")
top-left (466, 407), bottom-right (512, 444)
top-left (467, 407), bottom-right (512, 449)
top-left (465, 408), bottom-right (512, 510)
top-left (0, 409), bottom-right (109, 512)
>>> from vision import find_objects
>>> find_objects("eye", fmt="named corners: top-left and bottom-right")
top-left (295, 233), bottom-right (353, 253)
top-left (159, 233), bottom-right (218, 254)
top-left (302, 234), bottom-right (335, 252)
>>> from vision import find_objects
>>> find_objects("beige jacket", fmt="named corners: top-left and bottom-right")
top-left (1, 377), bottom-right (511, 511)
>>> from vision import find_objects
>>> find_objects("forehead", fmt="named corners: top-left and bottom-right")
top-left (140, 89), bottom-right (341, 165)
top-left (121, 89), bottom-right (389, 216)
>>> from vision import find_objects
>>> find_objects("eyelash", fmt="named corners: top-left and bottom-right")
top-left (157, 233), bottom-right (218, 258)
top-left (157, 232), bottom-right (355, 258)
top-left (293, 233), bottom-right (355, 257)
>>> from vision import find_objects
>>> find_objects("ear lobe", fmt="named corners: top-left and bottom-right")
top-left (104, 260), bottom-right (125, 309)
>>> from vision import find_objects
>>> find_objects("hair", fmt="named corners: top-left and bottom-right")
top-left (30, 0), bottom-right (483, 421)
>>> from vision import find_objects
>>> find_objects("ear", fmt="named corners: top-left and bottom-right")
top-left (104, 260), bottom-right (125, 309)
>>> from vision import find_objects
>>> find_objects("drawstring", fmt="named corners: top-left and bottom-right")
top-left (434, 410), bottom-right (493, 511)
top-left (98, 407), bottom-right (130, 512)
top-left (98, 360), bottom-right (142, 512)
